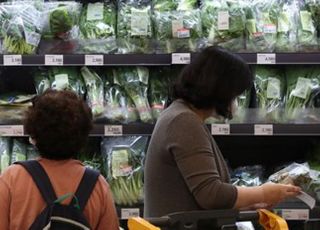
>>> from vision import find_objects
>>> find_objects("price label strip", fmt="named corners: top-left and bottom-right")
top-left (45, 55), bottom-right (64, 66)
top-left (257, 53), bottom-right (276, 64)
top-left (3, 55), bottom-right (22, 66)
top-left (85, 55), bottom-right (104, 66)
top-left (274, 209), bottom-right (309, 220)
top-left (254, 124), bottom-right (273, 136)
top-left (104, 125), bottom-right (123, 136)
top-left (0, 125), bottom-right (24, 136)
top-left (172, 53), bottom-right (191, 64)
top-left (121, 208), bottom-right (140, 220)
top-left (211, 124), bottom-right (230, 135)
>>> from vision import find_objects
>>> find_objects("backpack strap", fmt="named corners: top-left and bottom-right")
top-left (73, 168), bottom-right (100, 211)
top-left (14, 160), bottom-right (57, 205)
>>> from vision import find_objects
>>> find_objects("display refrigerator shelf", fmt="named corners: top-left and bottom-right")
top-left (0, 53), bottom-right (320, 66)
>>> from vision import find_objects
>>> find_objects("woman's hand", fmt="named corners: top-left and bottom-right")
top-left (260, 182), bottom-right (301, 206)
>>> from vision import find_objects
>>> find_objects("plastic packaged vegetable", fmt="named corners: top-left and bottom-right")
top-left (11, 138), bottom-right (26, 163)
top-left (78, 1), bottom-right (117, 54)
top-left (201, 0), bottom-right (246, 51)
top-left (0, 2), bottom-right (42, 54)
top-left (102, 136), bottom-right (148, 206)
top-left (231, 165), bottom-right (265, 187)
top-left (117, 0), bottom-right (153, 54)
top-left (306, 0), bottom-right (320, 48)
top-left (255, 66), bottom-right (285, 123)
top-left (0, 137), bottom-right (11, 173)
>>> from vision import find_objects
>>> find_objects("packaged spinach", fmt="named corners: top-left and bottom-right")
top-left (255, 66), bottom-right (285, 123)
top-left (117, 0), bottom-right (153, 54)
top-left (78, 1), bottom-right (117, 54)
top-left (201, 0), bottom-right (246, 51)
top-left (276, 0), bottom-right (298, 52)
top-left (297, 0), bottom-right (318, 51)
top-left (0, 137), bottom-right (11, 173)
top-left (245, 0), bottom-right (278, 52)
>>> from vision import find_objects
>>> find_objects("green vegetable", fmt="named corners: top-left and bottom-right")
top-left (153, 0), bottom-right (178, 11)
top-left (255, 66), bottom-right (285, 123)
top-left (11, 139), bottom-right (26, 163)
top-left (201, 0), bottom-right (245, 51)
top-left (306, 0), bottom-right (320, 47)
top-left (0, 137), bottom-right (11, 173)
top-left (114, 67), bottom-right (153, 123)
top-left (50, 6), bottom-right (73, 36)
top-left (117, 0), bottom-right (153, 54)
top-left (80, 67), bottom-right (104, 117)
top-left (79, 2), bottom-right (117, 53)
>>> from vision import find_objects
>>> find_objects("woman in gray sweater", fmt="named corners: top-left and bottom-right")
top-left (144, 47), bottom-right (301, 219)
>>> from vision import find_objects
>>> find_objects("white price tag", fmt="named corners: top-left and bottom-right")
top-left (257, 53), bottom-right (276, 64)
top-left (172, 53), bottom-right (191, 64)
top-left (218, 11), bottom-right (229, 30)
top-left (281, 209), bottom-right (309, 220)
top-left (3, 55), bottom-right (22, 66)
top-left (211, 124), bottom-right (230, 135)
top-left (254, 124), bottom-right (273, 135)
top-left (45, 55), bottom-right (63, 66)
top-left (85, 55), bottom-right (104, 66)
top-left (297, 191), bottom-right (316, 209)
top-left (121, 208), bottom-right (140, 219)
top-left (0, 125), bottom-right (24, 136)
top-left (104, 125), bottom-right (123, 136)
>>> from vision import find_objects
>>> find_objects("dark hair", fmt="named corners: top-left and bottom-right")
top-left (173, 46), bottom-right (253, 119)
top-left (24, 90), bottom-right (93, 160)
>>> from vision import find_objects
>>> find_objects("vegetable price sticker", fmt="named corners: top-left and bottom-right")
top-left (254, 124), bottom-right (273, 135)
top-left (257, 53), bottom-right (276, 64)
top-left (0, 125), bottom-right (24, 136)
top-left (3, 55), bottom-right (22, 66)
top-left (171, 53), bottom-right (191, 64)
top-left (85, 55), bottom-right (104, 66)
top-left (121, 208), bottom-right (140, 220)
top-left (104, 125), bottom-right (123, 136)
top-left (45, 55), bottom-right (63, 66)
top-left (211, 124), bottom-right (230, 135)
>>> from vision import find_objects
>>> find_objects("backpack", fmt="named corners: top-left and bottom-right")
top-left (14, 160), bottom-right (100, 230)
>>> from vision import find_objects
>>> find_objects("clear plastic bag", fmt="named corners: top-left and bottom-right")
top-left (0, 137), bottom-right (10, 173)
top-left (113, 67), bottom-right (153, 123)
top-left (78, 1), bottom-right (117, 54)
top-left (154, 9), bottom-right (203, 53)
top-left (306, 0), bottom-right (320, 49)
top-left (11, 138), bottom-right (26, 163)
top-left (201, 0), bottom-right (246, 51)
top-left (276, 0), bottom-right (298, 52)
top-left (255, 66), bottom-right (285, 123)
top-left (0, 2), bottom-right (42, 54)
top-left (245, 0), bottom-right (278, 52)
top-left (102, 136), bottom-right (148, 206)
top-left (117, 0), bottom-right (153, 54)
top-left (232, 165), bottom-right (265, 187)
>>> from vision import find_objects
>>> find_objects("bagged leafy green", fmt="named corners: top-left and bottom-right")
top-left (297, 0), bottom-right (318, 51)
top-left (276, 0), bottom-right (298, 52)
top-left (0, 137), bottom-right (10, 173)
top-left (285, 66), bottom-right (320, 122)
top-left (34, 68), bottom-right (50, 95)
top-left (103, 70), bottom-right (139, 123)
top-left (114, 67), bottom-right (153, 123)
top-left (245, 0), bottom-right (278, 52)
top-left (153, 0), bottom-right (178, 12)
top-left (81, 67), bottom-right (104, 117)
top-left (154, 9), bottom-right (203, 53)
top-left (102, 136), bottom-right (148, 206)
top-left (306, 0), bottom-right (320, 47)
top-left (201, 0), bottom-right (246, 51)
top-left (0, 2), bottom-right (42, 54)
top-left (255, 66), bottom-right (285, 122)
top-left (39, 1), bottom-right (81, 54)
top-left (148, 68), bottom-right (170, 120)
top-left (0, 105), bottom-right (29, 124)
top-left (78, 1), bottom-right (117, 54)
top-left (11, 138), bottom-right (26, 163)
top-left (0, 92), bottom-right (34, 105)
top-left (117, 0), bottom-right (153, 54)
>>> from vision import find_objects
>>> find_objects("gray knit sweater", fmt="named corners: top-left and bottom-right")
top-left (144, 99), bottom-right (237, 218)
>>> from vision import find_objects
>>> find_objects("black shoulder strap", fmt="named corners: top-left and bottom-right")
top-left (14, 160), bottom-right (57, 205)
top-left (74, 168), bottom-right (100, 211)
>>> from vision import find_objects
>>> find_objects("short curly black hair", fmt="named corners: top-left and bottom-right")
top-left (24, 89), bottom-right (93, 160)
top-left (173, 46), bottom-right (253, 119)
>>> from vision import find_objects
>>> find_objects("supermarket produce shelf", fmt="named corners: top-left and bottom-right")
top-left (1, 53), bottom-right (320, 66)
top-left (2, 124), bottom-right (320, 136)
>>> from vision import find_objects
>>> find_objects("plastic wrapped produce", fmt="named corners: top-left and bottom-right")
top-left (231, 165), bottom-right (265, 187)
top-left (102, 136), bottom-right (148, 206)
top-left (78, 1), bottom-right (117, 54)
top-left (0, 137), bottom-right (10, 173)
top-left (117, 0), bottom-right (153, 54)
top-left (11, 138), bottom-right (26, 163)
top-left (0, 2), bottom-right (42, 54)
top-left (201, 0), bottom-right (246, 51)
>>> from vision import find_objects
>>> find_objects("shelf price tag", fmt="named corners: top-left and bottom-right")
top-left (3, 55), bottom-right (22, 66)
top-left (254, 124), bottom-right (273, 135)
top-left (104, 125), bottom-right (123, 136)
top-left (274, 209), bottom-right (309, 220)
top-left (121, 208), bottom-right (140, 219)
top-left (211, 124), bottom-right (230, 135)
top-left (45, 55), bottom-right (63, 65)
top-left (172, 53), bottom-right (191, 64)
top-left (0, 125), bottom-right (24, 136)
top-left (257, 53), bottom-right (276, 64)
top-left (85, 55), bottom-right (104, 66)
